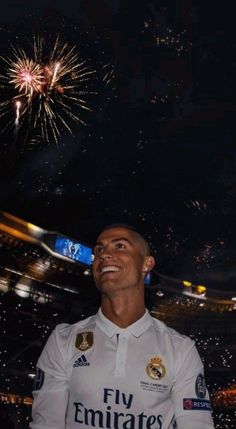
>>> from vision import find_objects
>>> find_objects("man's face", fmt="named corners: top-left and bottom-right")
top-left (92, 227), bottom-right (153, 295)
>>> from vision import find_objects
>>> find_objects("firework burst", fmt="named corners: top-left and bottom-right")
top-left (0, 36), bottom-right (97, 144)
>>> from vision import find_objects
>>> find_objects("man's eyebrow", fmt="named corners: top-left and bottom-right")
top-left (112, 237), bottom-right (132, 245)
top-left (94, 237), bottom-right (133, 247)
top-left (93, 241), bottom-right (103, 248)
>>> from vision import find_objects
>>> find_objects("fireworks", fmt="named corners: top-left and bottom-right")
top-left (9, 57), bottom-right (44, 98)
top-left (0, 36), bottom-right (97, 144)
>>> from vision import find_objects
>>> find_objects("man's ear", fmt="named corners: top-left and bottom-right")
top-left (142, 256), bottom-right (155, 273)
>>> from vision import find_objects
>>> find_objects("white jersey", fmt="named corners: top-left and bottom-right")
top-left (31, 309), bottom-right (214, 429)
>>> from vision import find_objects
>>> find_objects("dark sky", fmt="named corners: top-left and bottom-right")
top-left (0, 0), bottom-right (236, 286)
top-left (1, 0), bottom-right (81, 22)
top-left (1, 0), bottom-right (119, 23)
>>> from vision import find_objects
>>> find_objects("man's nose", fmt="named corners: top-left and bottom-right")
top-left (100, 248), bottom-right (112, 260)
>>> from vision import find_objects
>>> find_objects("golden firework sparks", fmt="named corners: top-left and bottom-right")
top-left (0, 36), bottom-right (97, 144)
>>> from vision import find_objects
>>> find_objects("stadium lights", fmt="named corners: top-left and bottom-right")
top-left (182, 280), bottom-right (192, 287)
top-left (196, 285), bottom-right (207, 295)
top-left (14, 277), bottom-right (31, 299)
top-left (0, 276), bottom-right (9, 293)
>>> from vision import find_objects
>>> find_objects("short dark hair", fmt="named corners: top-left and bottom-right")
top-left (99, 223), bottom-right (151, 256)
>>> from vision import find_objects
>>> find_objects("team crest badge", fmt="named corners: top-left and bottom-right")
top-left (75, 332), bottom-right (93, 351)
top-left (146, 356), bottom-right (166, 380)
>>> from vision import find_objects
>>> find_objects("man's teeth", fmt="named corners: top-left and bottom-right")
top-left (101, 266), bottom-right (119, 273)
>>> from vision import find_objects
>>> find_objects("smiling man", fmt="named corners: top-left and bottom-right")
top-left (92, 225), bottom-right (155, 328)
top-left (30, 224), bottom-right (215, 429)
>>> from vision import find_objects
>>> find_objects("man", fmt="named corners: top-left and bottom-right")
top-left (30, 224), bottom-right (215, 428)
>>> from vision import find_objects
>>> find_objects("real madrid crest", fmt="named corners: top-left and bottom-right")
top-left (75, 332), bottom-right (93, 351)
top-left (146, 356), bottom-right (166, 380)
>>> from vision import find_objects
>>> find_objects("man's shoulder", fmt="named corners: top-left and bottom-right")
top-left (54, 314), bottom-right (97, 338)
top-left (150, 315), bottom-right (193, 347)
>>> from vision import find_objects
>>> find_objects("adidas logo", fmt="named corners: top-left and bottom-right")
top-left (73, 354), bottom-right (90, 368)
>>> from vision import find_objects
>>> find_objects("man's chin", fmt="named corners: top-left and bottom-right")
top-left (98, 280), bottom-right (117, 290)
top-left (95, 273), bottom-right (120, 288)
top-left (97, 280), bottom-right (125, 295)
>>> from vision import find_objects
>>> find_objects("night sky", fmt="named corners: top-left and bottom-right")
top-left (0, 0), bottom-right (236, 288)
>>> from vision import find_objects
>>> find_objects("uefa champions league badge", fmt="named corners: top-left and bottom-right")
top-left (75, 332), bottom-right (93, 351)
top-left (146, 356), bottom-right (166, 380)
top-left (195, 373), bottom-right (206, 398)
top-left (33, 367), bottom-right (45, 391)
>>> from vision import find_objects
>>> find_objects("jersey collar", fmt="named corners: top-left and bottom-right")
top-left (96, 308), bottom-right (153, 338)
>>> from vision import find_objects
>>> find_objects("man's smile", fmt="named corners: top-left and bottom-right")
top-left (100, 265), bottom-right (120, 274)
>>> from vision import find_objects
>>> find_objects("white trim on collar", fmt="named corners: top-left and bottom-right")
top-left (96, 308), bottom-right (153, 338)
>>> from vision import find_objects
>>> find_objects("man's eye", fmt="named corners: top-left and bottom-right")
top-left (94, 247), bottom-right (103, 255)
top-left (116, 242), bottom-right (125, 249)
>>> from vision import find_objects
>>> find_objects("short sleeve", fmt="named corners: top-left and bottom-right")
top-left (30, 325), bottom-right (69, 429)
top-left (171, 338), bottom-right (214, 427)
top-left (175, 415), bottom-right (215, 429)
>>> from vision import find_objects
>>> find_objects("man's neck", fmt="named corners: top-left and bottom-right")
top-left (101, 294), bottom-right (146, 328)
